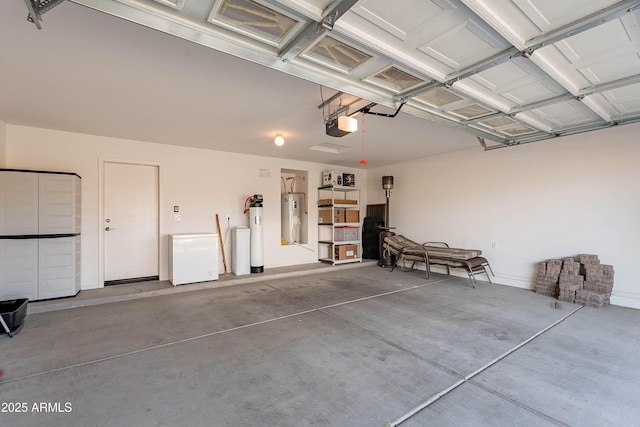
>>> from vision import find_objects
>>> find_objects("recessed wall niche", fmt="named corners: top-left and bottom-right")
top-left (280, 169), bottom-right (308, 245)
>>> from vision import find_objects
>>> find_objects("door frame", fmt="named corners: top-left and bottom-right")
top-left (98, 158), bottom-right (163, 288)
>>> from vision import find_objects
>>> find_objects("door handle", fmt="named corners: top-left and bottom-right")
top-left (105, 227), bottom-right (115, 231)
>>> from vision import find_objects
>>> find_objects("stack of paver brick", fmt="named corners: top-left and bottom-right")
top-left (575, 254), bottom-right (614, 308)
top-left (558, 258), bottom-right (584, 303)
top-left (535, 259), bottom-right (562, 297)
top-left (536, 254), bottom-right (613, 308)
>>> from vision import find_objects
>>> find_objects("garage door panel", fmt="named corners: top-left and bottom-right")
top-left (585, 83), bottom-right (640, 118)
top-left (418, 17), bottom-right (506, 69)
top-left (512, 0), bottom-right (617, 33)
top-left (525, 100), bottom-right (604, 129)
top-left (461, 57), bottom-right (566, 107)
top-left (351, 0), bottom-right (446, 41)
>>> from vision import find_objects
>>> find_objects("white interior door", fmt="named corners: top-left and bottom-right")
top-left (104, 162), bottom-right (159, 283)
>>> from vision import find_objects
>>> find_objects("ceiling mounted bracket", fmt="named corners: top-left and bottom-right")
top-left (278, 0), bottom-right (359, 61)
top-left (24, 0), bottom-right (66, 29)
top-left (317, 91), bottom-right (344, 110)
top-left (322, 10), bottom-right (339, 30)
top-left (326, 106), bottom-right (350, 122)
top-left (475, 132), bottom-right (511, 148)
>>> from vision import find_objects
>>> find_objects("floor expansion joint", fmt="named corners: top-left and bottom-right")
top-left (385, 305), bottom-right (584, 426)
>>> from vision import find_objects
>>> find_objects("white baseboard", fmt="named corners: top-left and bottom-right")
top-left (431, 266), bottom-right (640, 310)
top-left (428, 265), bottom-right (534, 290)
top-left (490, 273), bottom-right (534, 290)
top-left (610, 291), bottom-right (640, 310)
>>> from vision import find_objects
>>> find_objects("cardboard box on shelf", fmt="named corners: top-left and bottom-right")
top-left (333, 209), bottom-right (359, 223)
top-left (343, 173), bottom-right (355, 187)
top-left (318, 198), bottom-right (358, 205)
top-left (318, 209), bottom-right (333, 224)
top-left (335, 244), bottom-right (358, 260)
top-left (322, 171), bottom-right (343, 186)
top-left (319, 209), bottom-right (358, 223)
top-left (344, 210), bottom-right (360, 223)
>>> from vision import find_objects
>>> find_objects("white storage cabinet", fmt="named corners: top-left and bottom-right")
top-left (0, 169), bottom-right (81, 300)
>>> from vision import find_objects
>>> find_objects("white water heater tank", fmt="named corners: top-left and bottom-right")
top-left (281, 194), bottom-right (302, 244)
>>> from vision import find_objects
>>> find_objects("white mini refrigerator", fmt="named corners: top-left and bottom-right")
top-left (169, 234), bottom-right (219, 285)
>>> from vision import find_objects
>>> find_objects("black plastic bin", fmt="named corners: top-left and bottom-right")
top-left (1, 298), bottom-right (28, 337)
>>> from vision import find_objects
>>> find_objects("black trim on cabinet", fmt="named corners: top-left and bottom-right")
top-left (0, 233), bottom-right (80, 239)
top-left (0, 168), bottom-right (81, 179)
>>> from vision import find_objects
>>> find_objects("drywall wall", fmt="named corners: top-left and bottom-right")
top-left (6, 125), bottom-right (366, 290)
top-left (0, 118), bottom-right (6, 167)
top-left (366, 123), bottom-right (640, 309)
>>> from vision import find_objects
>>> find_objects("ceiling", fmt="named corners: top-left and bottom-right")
top-left (2, 0), bottom-right (640, 169)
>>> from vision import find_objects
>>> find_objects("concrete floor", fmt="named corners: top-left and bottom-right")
top-left (1, 263), bottom-right (639, 426)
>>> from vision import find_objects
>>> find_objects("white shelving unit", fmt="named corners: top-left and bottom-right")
top-left (318, 185), bottom-right (362, 265)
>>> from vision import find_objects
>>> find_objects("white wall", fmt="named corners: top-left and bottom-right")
top-left (0, 118), bottom-right (6, 167)
top-left (6, 125), bottom-right (366, 290)
top-left (367, 123), bottom-right (640, 309)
